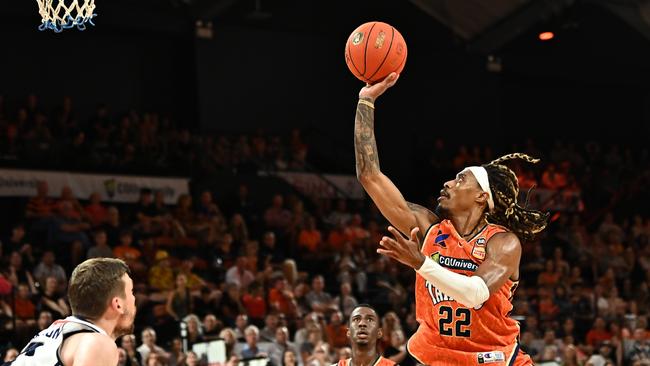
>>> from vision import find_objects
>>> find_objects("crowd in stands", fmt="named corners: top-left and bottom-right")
top-left (0, 94), bottom-right (649, 366)
top-left (0, 94), bottom-right (310, 176)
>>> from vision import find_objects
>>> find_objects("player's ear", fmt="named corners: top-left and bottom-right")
top-left (476, 191), bottom-right (489, 205)
top-left (377, 328), bottom-right (383, 339)
top-left (112, 297), bottom-right (125, 315)
top-left (346, 328), bottom-right (351, 338)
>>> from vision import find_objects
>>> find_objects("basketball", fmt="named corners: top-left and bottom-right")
top-left (345, 21), bottom-right (408, 84)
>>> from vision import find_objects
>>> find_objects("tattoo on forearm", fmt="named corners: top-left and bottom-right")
top-left (355, 97), bottom-right (381, 176)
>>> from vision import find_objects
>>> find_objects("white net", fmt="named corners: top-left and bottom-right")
top-left (36, 0), bottom-right (96, 32)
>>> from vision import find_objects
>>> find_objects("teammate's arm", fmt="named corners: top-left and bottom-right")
top-left (70, 333), bottom-right (119, 366)
top-left (473, 232), bottom-right (521, 294)
top-left (355, 73), bottom-right (438, 237)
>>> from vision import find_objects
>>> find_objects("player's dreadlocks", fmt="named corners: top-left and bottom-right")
top-left (483, 153), bottom-right (549, 241)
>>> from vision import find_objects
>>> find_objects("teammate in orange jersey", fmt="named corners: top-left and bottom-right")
top-left (334, 304), bottom-right (396, 366)
top-left (354, 73), bottom-right (549, 365)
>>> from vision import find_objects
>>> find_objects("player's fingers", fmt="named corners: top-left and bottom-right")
top-left (379, 236), bottom-right (396, 249)
top-left (376, 248), bottom-right (395, 258)
top-left (410, 227), bottom-right (420, 242)
top-left (384, 72), bottom-right (399, 87)
top-left (387, 226), bottom-right (404, 242)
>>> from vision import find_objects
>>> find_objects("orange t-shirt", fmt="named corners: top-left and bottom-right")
top-left (268, 288), bottom-right (292, 315)
top-left (242, 293), bottom-right (266, 320)
top-left (326, 324), bottom-right (349, 348)
top-left (327, 230), bottom-right (347, 250)
top-left (298, 229), bottom-right (322, 252)
top-left (408, 220), bottom-right (530, 365)
top-left (114, 246), bottom-right (141, 261)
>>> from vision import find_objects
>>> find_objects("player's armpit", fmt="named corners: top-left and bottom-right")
top-left (406, 202), bottom-right (439, 241)
top-left (474, 232), bottom-right (522, 294)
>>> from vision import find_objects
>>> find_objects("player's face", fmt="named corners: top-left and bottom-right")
top-left (114, 274), bottom-right (137, 338)
top-left (348, 307), bottom-right (381, 346)
top-left (436, 170), bottom-right (484, 217)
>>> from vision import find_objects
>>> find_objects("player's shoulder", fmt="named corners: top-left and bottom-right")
top-left (64, 332), bottom-right (117, 360)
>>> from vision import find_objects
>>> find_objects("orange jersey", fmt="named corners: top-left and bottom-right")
top-left (336, 356), bottom-right (395, 366)
top-left (407, 220), bottom-right (531, 366)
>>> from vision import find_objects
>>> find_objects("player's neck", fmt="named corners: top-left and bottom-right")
top-left (451, 209), bottom-right (487, 239)
top-left (350, 347), bottom-right (380, 366)
top-left (83, 316), bottom-right (117, 340)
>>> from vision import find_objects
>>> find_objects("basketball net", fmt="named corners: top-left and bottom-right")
top-left (36, 0), bottom-right (96, 32)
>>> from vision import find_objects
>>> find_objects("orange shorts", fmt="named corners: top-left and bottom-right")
top-left (407, 334), bottom-right (531, 365)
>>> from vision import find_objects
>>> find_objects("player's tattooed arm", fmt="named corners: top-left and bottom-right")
top-left (354, 97), bottom-right (381, 177)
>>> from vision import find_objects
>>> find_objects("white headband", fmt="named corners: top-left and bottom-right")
top-left (464, 166), bottom-right (494, 212)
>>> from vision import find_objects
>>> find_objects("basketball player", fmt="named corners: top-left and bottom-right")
top-left (334, 304), bottom-right (395, 366)
top-left (3, 258), bottom-right (136, 366)
top-left (354, 72), bottom-right (548, 365)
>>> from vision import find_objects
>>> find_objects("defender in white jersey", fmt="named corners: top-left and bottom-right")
top-left (3, 258), bottom-right (136, 366)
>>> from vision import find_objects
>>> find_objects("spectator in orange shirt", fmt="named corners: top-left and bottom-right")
top-left (343, 214), bottom-right (370, 245)
top-left (25, 181), bottom-right (56, 221)
top-left (325, 310), bottom-right (348, 349)
top-left (242, 281), bottom-right (267, 327)
top-left (113, 230), bottom-right (145, 275)
top-left (14, 283), bottom-right (36, 326)
top-left (586, 317), bottom-right (613, 347)
top-left (268, 275), bottom-right (297, 318)
top-left (327, 222), bottom-right (347, 251)
top-left (55, 185), bottom-right (87, 221)
top-left (541, 163), bottom-right (567, 189)
top-left (537, 260), bottom-right (561, 287)
top-left (297, 216), bottom-right (322, 253)
top-left (84, 192), bottom-right (108, 227)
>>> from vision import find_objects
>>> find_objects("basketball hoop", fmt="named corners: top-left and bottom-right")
top-left (36, 0), bottom-right (96, 32)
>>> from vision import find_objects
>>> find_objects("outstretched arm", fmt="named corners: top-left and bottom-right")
top-left (355, 73), bottom-right (438, 237)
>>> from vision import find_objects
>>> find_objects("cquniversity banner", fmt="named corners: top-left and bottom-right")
top-left (0, 169), bottom-right (189, 204)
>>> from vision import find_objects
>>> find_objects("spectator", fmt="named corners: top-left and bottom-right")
top-left (137, 327), bottom-right (169, 364)
top-left (268, 275), bottom-right (297, 318)
top-left (305, 275), bottom-right (335, 313)
top-left (240, 325), bottom-right (264, 359)
top-left (203, 314), bottom-right (223, 341)
top-left (268, 326), bottom-right (301, 366)
top-left (120, 334), bottom-right (143, 366)
top-left (225, 255), bottom-right (255, 289)
top-left (257, 313), bottom-right (279, 343)
top-left (264, 195), bottom-right (292, 232)
top-left (87, 229), bottom-right (114, 259)
top-left (586, 317), bottom-right (613, 347)
top-left (184, 314), bottom-right (204, 346)
top-left (166, 273), bottom-right (193, 321)
top-left (149, 250), bottom-right (175, 292)
top-left (4, 251), bottom-right (37, 294)
top-left (333, 282), bottom-right (358, 319)
top-left (242, 281), bottom-right (267, 327)
top-left (33, 250), bottom-right (67, 292)
top-left (37, 276), bottom-right (70, 319)
top-left (325, 310), bottom-right (348, 349)
top-left (84, 192), bottom-right (108, 227)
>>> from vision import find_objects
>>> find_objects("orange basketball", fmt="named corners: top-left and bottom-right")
top-left (345, 21), bottom-right (407, 84)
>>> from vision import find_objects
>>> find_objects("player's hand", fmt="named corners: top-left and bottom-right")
top-left (358, 72), bottom-right (400, 101)
top-left (377, 226), bottom-right (426, 269)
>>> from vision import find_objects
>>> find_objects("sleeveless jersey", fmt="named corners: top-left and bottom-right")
top-left (407, 220), bottom-right (527, 365)
top-left (335, 355), bottom-right (396, 366)
top-left (4, 316), bottom-right (106, 366)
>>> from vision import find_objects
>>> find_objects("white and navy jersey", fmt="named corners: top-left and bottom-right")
top-left (3, 316), bottom-right (106, 366)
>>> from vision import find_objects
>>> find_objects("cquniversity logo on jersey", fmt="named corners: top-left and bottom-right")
top-left (433, 252), bottom-right (479, 272)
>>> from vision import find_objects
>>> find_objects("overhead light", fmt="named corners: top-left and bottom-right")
top-left (538, 31), bottom-right (554, 41)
